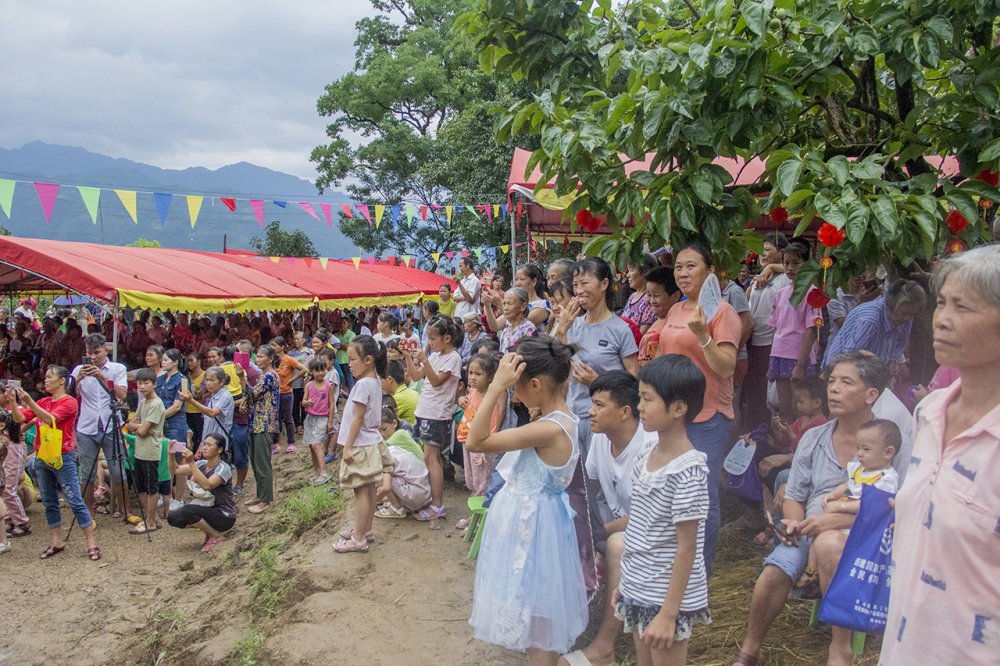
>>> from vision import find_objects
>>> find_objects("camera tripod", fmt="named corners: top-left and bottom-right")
top-left (68, 381), bottom-right (152, 542)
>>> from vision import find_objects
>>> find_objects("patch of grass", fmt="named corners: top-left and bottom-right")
top-left (234, 627), bottom-right (266, 666)
top-left (278, 484), bottom-right (344, 532)
top-left (247, 538), bottom-right (285, 620)
top-left (140, 607), bottom-right (188, 660)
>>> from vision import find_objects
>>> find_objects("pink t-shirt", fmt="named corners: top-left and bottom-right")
top-left (414, 350), bottom-right (463, 421)
top-left (304, 380), bottom-right (331, 417)
top-left (657, 300), bottom-right (742, 422)
top-left (768, 285), bottom-right (822, 361)
top-left (337, 377), bottom-right (382, 448)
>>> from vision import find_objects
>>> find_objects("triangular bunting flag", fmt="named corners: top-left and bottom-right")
top-left (303, 257), bottom-right (313, 268)
top-left (77, 186), bottom-right (101, 224)
top-left (250, 199), bottom-right (265, 228)
top-left (33, 182), bottom-right (60, 224)
top-left (0, 179), bottom-right (14, 219)
top-left (465, 205), bottom-right (480, 220)
top-left (501, 203), bottom-right (508, 220)
top-left (420, 205), bottom-right (428, 221)
top-left (286, 257), bottom-right (296, 265)
top-left (358, 204), bottom-right (372, 226)
top-left (374, 204), bottom-right (385, 229)
top-left (299, 202), bottom-right (320, 221)
top-left (491, 205), bottom-right (499, 220)
top-left (431, 252), bottom-right (441, 265)
top-left (269, 256), bottom-right (281, 263)
top-left (486, 205), bottom-right (493, 221)
top-left (219, 197), bottom-right (237, 212)
top-left (445, 206), bottom-right (453, 225)
top-left (319, 257), bottom-right (329, 270)
top-left (460, 249), bottom-right (469, 257)
top-left (272, 200), bottom-right (287, 208)
top-left (406, 204), bottom-right (415, 226)
top-left (445, 250), bottom-right (455, 260)
top-left (320, 203), bottom-right (332, 229)
top-left (500, 245), bottom-right (510, 254)
top-left (186, 195), bottom-right (203, 228)
top-left (474, 248), bottom-right (484, 260)
top-left (339, 203), bottom-right (353, 219)
top-left (153, 192), bottom-right (172, 227)
top-left (367, 256), bottom-right (376, 266)
top-left (115, 189), bottom-right (138, 224)
top-left (390, 204), bottom-right (401, 228)
top-left (402, 255), bottom-right (413, 267)
top-left (351, 257), bottom-right (361, 269)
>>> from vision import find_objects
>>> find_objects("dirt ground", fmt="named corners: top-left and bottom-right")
top-left (1, 450), bottom-right (879, 665)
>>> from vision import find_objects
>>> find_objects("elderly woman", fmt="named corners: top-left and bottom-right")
top-left (822, 278), bottom-right (927, 369)
top-left (8, 367), bottom-right (102, 560)
top-left (880, 245), bottom-right (1000, 665)
top-left (620, 253), bottom-right (660, 335)
top-left (483, 287), bottom-right (537, 354)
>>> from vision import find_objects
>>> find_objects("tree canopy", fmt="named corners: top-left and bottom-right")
top-left (250, 221), bottom-right (319, 258)
top-left (126, 238), bottom-right (160, 248)
top-left (311, 0), bottom-right (534, 268)
top-left (462, 0), bottom-right (1000, 298)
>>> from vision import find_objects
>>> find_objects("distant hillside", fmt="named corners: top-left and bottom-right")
top-left (0, 141), bottom-right (358, 256)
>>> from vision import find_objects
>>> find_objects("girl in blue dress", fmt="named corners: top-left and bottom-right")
top-left (466, 334), bottom-right (588, 664)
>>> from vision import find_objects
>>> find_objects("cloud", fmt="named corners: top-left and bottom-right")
top-left (0, 0), bottom-right (371, 179)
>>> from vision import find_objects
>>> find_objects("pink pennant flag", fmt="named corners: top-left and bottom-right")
top-left (249, 199), bottom-right (265, 228)
top-left (357, 204), bottom-right (372, 226)
top-left (220, 197), bottom-right (237, 212)
top-left (299, 202), bottom-right (320, 221)
top-left (366, 256), bottom-right (376, 266)
top-left (432, 205), bottom-right (441, 211)
top-left (339, 203), bottom-right (353, 219)
top-left (485, 205), bottom-right (493, 221)
top-left (460, 249), bottom-right (469, 257)
top-left (33, 182), bottom-right (60, 223)
top-left (320, 203), bottom-right (332, 229)
top-left (445, 251), bottom-right (455, 260)
top-left (286, 257), bottom-right (296, 265)
top-left (420, 205), bottom-right (428, 221)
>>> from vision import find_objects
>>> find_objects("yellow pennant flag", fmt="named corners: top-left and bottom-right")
top-left (374, 205), bottom-right (385, 229)
top-left (351, 257), bottom-right (361, 269)
top-left (269, 256), bottom-right (281, 263)
top-left (318, 257), bottom-right (328, 270)
top-left (492, 204), bottom-right (500, 219)
top-left (445, 206), bottom-right (453, 226)
top-left (431, 252), bottom-right (441, 264)
top-left (186, 195), bottom-right (203, 228)
top-left (500, 245), bottom-right (510, 254)
top-left (115, 189), bottom-right (138, 224)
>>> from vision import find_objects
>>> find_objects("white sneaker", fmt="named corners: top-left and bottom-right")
top-left (0, 541), bottom-right (11, 555)
top-left (157, 497), bottom-right (164, 508)
top-left (169, 499), bottom-right (185, 512)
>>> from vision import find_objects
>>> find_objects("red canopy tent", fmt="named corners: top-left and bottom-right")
top-left (331, 259), bottom-right (455, 298)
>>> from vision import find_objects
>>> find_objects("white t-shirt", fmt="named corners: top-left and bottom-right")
top-left (71, 360), bottom-right (129, 435)
top-left (585, 425), bottom-right (657, 519)
top-left (454, 273), bottom-right (482, 318)
top-left (337, 376), bottom-right (382, 448)
top-left (872, 389), bottom-right (914, 482)
top-left (413, 350), bottom-right (462, 421)
top-left (845, 460), bottom-right (899, 500)
top-left (373, 332), bottom-right (401, 345)
top-left (748, 273), bottom-right (790, 346)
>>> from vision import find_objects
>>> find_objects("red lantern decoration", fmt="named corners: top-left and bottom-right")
top-left (807, 289), bottom-right (831, 309)
top-left (976, 170), bottom-right (999, 187)
top-left (945, 210), bottom-right (969, 234)
top-left (817, 223), bottom-right (846, 247)
top-left (820, 256), bottom-right (834, 269)
top-left (769, 207), bottom-right (789, 224)
top-left (575, 210), bottom-right (601, 233)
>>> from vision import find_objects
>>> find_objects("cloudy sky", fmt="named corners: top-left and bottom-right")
top-left (0, 0), bottom-right (374, 180)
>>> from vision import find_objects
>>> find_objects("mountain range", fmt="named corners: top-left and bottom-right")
top-left (0, 141), bottom-right (357, 256)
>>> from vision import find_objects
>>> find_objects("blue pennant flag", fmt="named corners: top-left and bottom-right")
top-left (390, 204), bottom-right (401, 228)
top-left (153, 192), bottom-right (172, 227)
top-left (272, 200), bottom-right (287, 208)
top-left (500, 204), bottom-right (508, 220)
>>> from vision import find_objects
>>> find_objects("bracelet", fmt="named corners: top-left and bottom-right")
top-left (699, 336), bottom-right (712, 348)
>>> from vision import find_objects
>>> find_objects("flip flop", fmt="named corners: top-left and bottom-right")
top-left (247, 503), bottom-right (269, 514)
top-left (87, 547), bottom-right (103, 561)
top-left (129, 524), bottom-right (150, 535)
top-left (40, 544), bottom-right (65, 559)
top-left (339, 527), bottom-right (375, 542)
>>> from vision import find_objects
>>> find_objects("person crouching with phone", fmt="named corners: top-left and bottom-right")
top-left (126, 369), bottom-right (166, 534)
top-left (167, 433), bottom-right (236, 553)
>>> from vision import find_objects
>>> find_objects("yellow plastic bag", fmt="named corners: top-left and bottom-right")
top-left (38, 423), bottom-right (63, 470)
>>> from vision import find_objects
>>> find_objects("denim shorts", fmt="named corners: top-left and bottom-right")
top-left (416, 417), bottom-right (452, 448)
top-left (763, 536), bottom-right (812, 581)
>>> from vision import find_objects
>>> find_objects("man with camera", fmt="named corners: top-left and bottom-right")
top-left (71, 333), bottom-right (130, 518)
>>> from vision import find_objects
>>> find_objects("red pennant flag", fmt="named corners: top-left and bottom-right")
top-left (460, 249), bottom-right (469, 257)
top-left (420, 205), bottom-right (428, 220)
top-left (220, 197), bottom-right (237, 212)
top-left (303, 257), bottom-right (313, 268)
top-left (387, 256), bottom-right (396, 265)
top-left (339, 203), bottom-right (353, 219)
top-left (320, 203), bottom-right (332, 229)
top-left (516, 203), bottom-right (523, 229)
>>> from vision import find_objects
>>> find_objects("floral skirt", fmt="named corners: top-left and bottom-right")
top-left (615, 598), bottom-right (711, 642)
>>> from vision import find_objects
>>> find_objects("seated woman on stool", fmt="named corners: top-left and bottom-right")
top-left (166, 433), bottom-right (236, 553)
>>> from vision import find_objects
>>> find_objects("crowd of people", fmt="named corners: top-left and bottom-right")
top-left (0, 241), bottom-right (997, 666)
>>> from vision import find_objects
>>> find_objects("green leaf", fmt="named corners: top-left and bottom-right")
top-left (973, 83), bottom-right (998, 108)
top-left (945, 189), bottom-right (978, 224)
top-left (917, 32), bottom-right (940, 69)
top-left (870, 196), bottom-right (899, 232)
top-left (672, 191), bottom-right (697, 232)
top-left (790, 260), bottom-right (821, 306)
top-left (782, 189), bottom-right (815, 209)
top-left (844, 200), bottom-right (869, 244)
top-left (958, 179), bottom-right (1000, 203)
top-left (924, 16), bottom-right (953, 43)
top-left (690, 171), bottom-right (715, 204)
top-left (739, 0), bottom-right (771, 36)
top-left (775, 159), bottom-right (802, 197)
top-left (688, 42), bottom-right (710, 69)
top-left (643, 101), bottom-right (666, 141)
top-left (978, 138), bottom-right (1000, 163)
top-left (814, 192), bottom-right (847, 228)
top-left (827, 156), bottom-right (850, 188)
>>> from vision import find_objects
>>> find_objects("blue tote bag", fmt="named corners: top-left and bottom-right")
top-left (818, 484), bottom-right (895, 633)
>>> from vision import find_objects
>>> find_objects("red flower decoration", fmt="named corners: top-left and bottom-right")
top-left (814, 317), bottom-right (825, 328)
top-left (744, 251), bottom-right (758, 265)
top-left (575, 210), bottom-right (601, 233)
top-left (976, 170), bottom-right (999, 187)
top-left (820, 256), bottom-right (834, 269)
top-left (817, 223), bottom-right (846, 247)
top-left (769, 207), bottom-right (789, 224)
top-left (945, 210), bottom-right (969, 234)
top-left (947, 239), bottom-right (967, 254)
top-left (806, 289), bottom-right (831, 309)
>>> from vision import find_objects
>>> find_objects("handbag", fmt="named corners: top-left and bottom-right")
top-left (187, 473), bottom-right (216, 507)
top-left (723, 438), bottom-right (762, 502)
top-left (818, 485), bottom-right (895, 633)
top-left (38, 423), bottom-right (63, 470)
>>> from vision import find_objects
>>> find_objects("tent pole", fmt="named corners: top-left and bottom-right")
top-left (510, 197), bottom-right (517, 285)
top-left (111, 295), bottom-right (120, 363)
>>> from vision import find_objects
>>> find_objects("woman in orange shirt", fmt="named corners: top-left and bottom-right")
top-left (269, 336), bottom-right (308, 454)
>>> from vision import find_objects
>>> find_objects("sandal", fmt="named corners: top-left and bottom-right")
top-left (7, 523), bottom-right (31, 538)
top-left (40, 544), bottom-right (65, 559)
top-left (730, 650), bottom-right (758, 666)
top-left (375, 504), bottom-right (406, 519)
top-left (95, 505), bottom-right (111, 515)
top-left (126, 515), bottom-right (143, 525)
top-left (333, 537), bottom-right (369, 554)
top-left (88, 547), bottom-right (103, 561)
top-left (414, 505), bottom-right (446, 522)
top-left (111, 510), bottom-right (123, 519)
top-left (339, 527), bottom-right (375, 542)
top-left (129, 524), bottom-right (151, 535)
top-left (247, 503), bottom-right (269, 514)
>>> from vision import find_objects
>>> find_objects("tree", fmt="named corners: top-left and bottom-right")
top-left (310, 0), bottom-right (536, 268)
top-left (462, 0), bottom-right (1000, 299)
top-left (250, 220), bottom-right (319, 258)
top-left (0, 226), bottom-right (11, 236)
top-left (126, 238), bottom-right (161, 248)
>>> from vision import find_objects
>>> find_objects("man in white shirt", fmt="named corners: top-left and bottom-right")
top-left (72, 333), bottom-right (130, 516)
top-left (745, 232), bottom-right (790, 427)
top-left (566, 371), bottom-right (655, 666)
top-left (452, 257), bottom-right (481, 319)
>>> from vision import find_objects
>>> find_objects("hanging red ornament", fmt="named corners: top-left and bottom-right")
top-left (769, 207), bottom-right (789, 224)
top-left (575, 210), bottom-right (601, 233)
top-left (807, 289), bottom-right (831, 308)
top-left (946, 239), bottom-right (967, 254)
top-left (981, 198), bottom-right (993, 210)
top-left (813, 317), bottom-right (825, 328)
top-left (945, 210), bottom-right (969, 234)
top-left (745, 251), bottom-right (758, 265)
top-left (817, 223), bottom-right (846, 247)
top-left (563, 234), bottom-right (570, 250)
top-left (820, 256), bottom-right (834, 269)
top-left (976, 170), bottom-right (999, 187)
